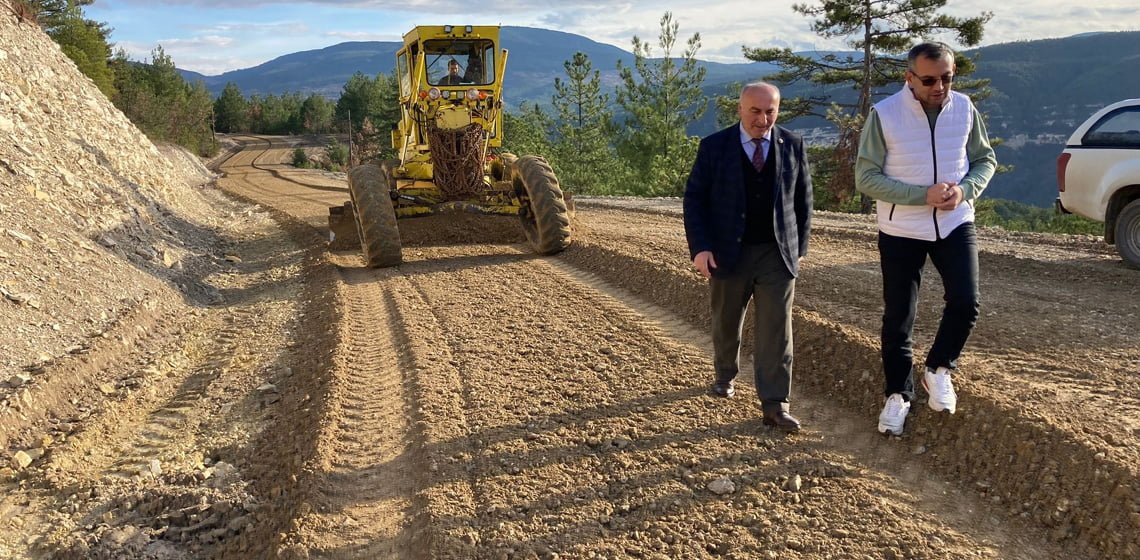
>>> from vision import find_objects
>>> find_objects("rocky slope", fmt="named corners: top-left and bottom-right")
top-left (0, 4), bottom-right (219, 383)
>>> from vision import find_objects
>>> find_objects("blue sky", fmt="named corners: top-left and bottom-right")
top-left (86, 0), bottom-right (1140, 76)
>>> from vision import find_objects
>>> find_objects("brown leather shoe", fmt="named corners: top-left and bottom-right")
top-left (762, 410), bottom-right (801, 432)
top-left (711, 381), bottom-right (735, 398)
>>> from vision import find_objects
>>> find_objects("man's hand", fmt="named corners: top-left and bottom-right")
top-left (935, 185), bottom-right (964, 211)
top-left (693, 251), bottom-right (717, 279)
top-left (925, 182), bottom-right (953, 206)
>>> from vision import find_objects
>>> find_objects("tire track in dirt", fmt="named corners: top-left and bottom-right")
top-left (216, 135), bottom-right (439, 557)
top-left (103, 308), bottom-right (253, 479)
top-left (338, 241), bottom-right (1072, 558)
top-left (289, 262), bottom-right (428, 559)
top-left (543, 256), bottom-right (1066, 560)
top-left (376, 264), bottom-right (483, 558)
top-left (561, 214), bottom-right (1138, 559)
top-left (220, 135), bottom-right (349, 231)
top-left (208, 139), bottom-right (1132, 558)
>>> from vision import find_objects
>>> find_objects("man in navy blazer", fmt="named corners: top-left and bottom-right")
top-left (683, 82), bottom-right (812, 432)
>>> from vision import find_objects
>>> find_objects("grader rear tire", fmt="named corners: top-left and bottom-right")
top-left (515, 155), bottom-right (571, 255)
top-left (348, 164), bottom-right (402, 268)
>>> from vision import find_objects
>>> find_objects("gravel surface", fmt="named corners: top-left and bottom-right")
top-left (2, 136), bottom-right (1136, 559)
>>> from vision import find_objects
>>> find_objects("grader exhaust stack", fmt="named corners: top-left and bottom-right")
top-left (328, 25), bottom-right (572, 267)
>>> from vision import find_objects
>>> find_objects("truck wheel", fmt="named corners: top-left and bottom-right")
top-left (348, 164), bottom-right (402, 268)
top-left (1116, 198), bottom-right (1140, 269)
top-left (515, 155), bottom-right (571, 255)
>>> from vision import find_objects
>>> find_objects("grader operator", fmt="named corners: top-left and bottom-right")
top-left (328, 25), bottom-right (572, 267)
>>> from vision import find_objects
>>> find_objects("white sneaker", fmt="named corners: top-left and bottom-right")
top-left (923, 367), bottom-right (957, 414)
top-left (877, 393), bottom-right (910, 435)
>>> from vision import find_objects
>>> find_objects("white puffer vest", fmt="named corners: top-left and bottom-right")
top-left (874, 83), bottom-right (975, 241)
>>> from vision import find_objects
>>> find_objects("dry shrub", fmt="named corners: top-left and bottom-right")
top-left (9, 0), bottom-right (38, 24)
top-left (351, 118), bottom-right (382, 167)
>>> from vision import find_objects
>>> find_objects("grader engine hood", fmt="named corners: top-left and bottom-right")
top-left (434, 105), bottom-right (473, 130)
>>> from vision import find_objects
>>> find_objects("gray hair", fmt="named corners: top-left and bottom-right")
top-left (907, 42), bottom-right (955, 71)
top-left (740, 81), bottom-right (780, 99)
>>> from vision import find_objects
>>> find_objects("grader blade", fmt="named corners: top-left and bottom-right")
top-left (327, 201), bottom-right (361, 250)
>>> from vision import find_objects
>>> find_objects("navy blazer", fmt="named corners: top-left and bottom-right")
top-left (683, 123), bottom-right (813, 277)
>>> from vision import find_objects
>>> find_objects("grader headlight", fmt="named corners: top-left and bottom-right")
top-left (427, 87), bottom-right (442, 100)
top-left (466, 88), bottom-right (481, 101)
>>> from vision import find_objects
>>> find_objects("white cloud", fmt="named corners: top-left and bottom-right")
top-left (535, 1), bottom-right (828, 62)
top-left (159, 35), bottom-right (234, 48)
top-left (198, 21), bottom-right (310, 34)
top-left (324, 30), bottom-right (402, 41)
top-left (94, 0), bottom-right (1140, 73)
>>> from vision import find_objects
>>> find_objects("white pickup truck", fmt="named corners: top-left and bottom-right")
top-left (1056, 98), bottom-right (1140, 268)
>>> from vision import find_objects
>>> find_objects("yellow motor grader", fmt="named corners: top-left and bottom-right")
top-left (328, 25), bottom-right (572, 267)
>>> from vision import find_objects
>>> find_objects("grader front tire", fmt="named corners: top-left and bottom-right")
top-left (348, 164), bottom-right (402, 268)
top-left (491, 152), bottom-right (517, 182)
top-left (515, 155), bottom-right (571, 255)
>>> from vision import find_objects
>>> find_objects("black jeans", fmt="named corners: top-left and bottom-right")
top-left (878, 223), bottom-right (979, 398)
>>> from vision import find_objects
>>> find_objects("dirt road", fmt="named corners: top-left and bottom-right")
top-left (1, 136), bottom-right (1136, 559)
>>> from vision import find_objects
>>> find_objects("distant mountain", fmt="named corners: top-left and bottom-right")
top-left (179, 40), bottom-right (400, 98)
top-left (180, 68), bottom-right (209, 84)
top-left (177, 28), bottom-right (1140, 208)
top-left (178, 27), bottom-right (618, 101)
top-left (178, 26), bottom-right (782, 105)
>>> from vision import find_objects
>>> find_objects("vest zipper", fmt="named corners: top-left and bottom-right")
top-left (930, 118), bottom-right (942, 240)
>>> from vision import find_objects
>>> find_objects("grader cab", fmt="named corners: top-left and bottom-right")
top-left (328, 25), bottom-right (572, 267)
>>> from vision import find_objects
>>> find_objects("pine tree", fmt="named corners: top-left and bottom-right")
top-left (214, 83), bottom-right (249, 133)
top-left (300, 94), bottom-right (334, 134)
top-left (335, 72), bottom-right (400, 161)
top-left (550, 52), bottom-right (623, 194)
top-left (33, 0), bottom-right (114, 97)
top-left (614, 12), bottom-right (707, 196)
top-left (335, 72), bottom-right (399, 134)
top-left (110, 46), bottom-right (217, 156)
top-left (502, 103), bottom-right (552, 159)
top-left (744, 0), bottom-right (992, 207)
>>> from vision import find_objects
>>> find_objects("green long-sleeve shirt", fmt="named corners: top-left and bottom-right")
top-left (855, 104), bottom-right (997, 205)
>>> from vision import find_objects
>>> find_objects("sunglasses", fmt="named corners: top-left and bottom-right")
top-left (912, 73), bottom-right (953, 87)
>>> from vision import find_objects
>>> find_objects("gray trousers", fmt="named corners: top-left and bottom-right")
top-left (710, 243), bottom-right (796, 413)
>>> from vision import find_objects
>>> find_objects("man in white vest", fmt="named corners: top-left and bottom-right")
top-left (855, 42), bottom-right (997, 436)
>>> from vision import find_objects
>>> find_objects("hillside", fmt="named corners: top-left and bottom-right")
top-left (0, 9), bottom-right (220, 372)
top-left (1, 8), bottom-right (311, 555)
